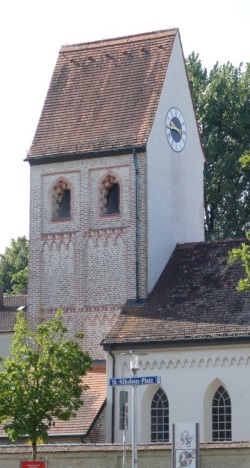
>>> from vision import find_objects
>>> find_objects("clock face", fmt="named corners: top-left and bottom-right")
top-left (165, 107), bottom-right (187, 152)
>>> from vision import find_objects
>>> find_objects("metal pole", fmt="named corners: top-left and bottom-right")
top-left (131, 365), bottom-right (138, 468)
top-left (134, 369), bottom-right (138, 468)
top-left (123, 428), bottom-right (126, 468)
top-left (130, 352), bottom-right (139, 468)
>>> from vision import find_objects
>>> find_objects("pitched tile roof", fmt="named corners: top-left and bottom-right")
top-left (0, 295), bottom-right (28, 332)
top-left (102, 239), bottom-right (250, 347)
top-left (47, 371), bottom-right (106, 436)
top-left (0, 371), bottom-right (106, 438)
top-left (27, 29), bottom-right (177, 159)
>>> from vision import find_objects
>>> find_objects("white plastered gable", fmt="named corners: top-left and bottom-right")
top-left (146, 31), bottom-right (205, 292)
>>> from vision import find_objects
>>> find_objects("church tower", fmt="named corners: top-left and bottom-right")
top-left (26, 29), bottom-right (204, 360)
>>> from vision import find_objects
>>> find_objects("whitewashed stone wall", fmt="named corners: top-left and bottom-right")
top-left (0, 444), bottom-right (249, 468)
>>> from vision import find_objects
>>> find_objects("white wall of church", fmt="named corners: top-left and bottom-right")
top-left (146, 31), bottom-right (205, 293)
top-left (106, 344), bottom-right (250, 444)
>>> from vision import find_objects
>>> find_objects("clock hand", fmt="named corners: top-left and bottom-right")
top-left (167, 121), bottom-right (182, 135)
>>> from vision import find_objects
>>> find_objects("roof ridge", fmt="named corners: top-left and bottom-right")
top-left (60, 29), bottom-right (178, 52)
top-left (177, 238), bottom-right (249, 250)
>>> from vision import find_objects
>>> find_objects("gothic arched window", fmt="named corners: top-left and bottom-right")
top-left (52, 180), bottom-right (71, 219)
top-left (107, 183), bottom-right (119, 213)
top-left (100, 174), bottom-right (120, 215)
top-left (59, 189), bottom-right (71, 218)
top-left (212, 386), bottom-right (232, 441)
top-left (151, 388), bottom-right (169, 443)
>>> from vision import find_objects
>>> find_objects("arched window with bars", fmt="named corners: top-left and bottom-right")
top-left (151, 388), bottom-right (169, 443)
top-left (212, 386), bottom-right (232, 441)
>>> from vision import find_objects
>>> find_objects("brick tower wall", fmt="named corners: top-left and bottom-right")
top-left (28, 152), bottom-right (147, 359)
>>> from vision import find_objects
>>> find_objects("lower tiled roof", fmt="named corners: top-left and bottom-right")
top-left (0, 295), bottom-right (28, 332)
top-left (102, 239), bottom-right (250, 346)
top-left (48, 371), bottom-right (106, 436)
top-left (0, 371), bottom-right (106, 438)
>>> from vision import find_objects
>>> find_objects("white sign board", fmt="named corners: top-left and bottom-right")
top-left (172, 423), bottom-right (199, 468)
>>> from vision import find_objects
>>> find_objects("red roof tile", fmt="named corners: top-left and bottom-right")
top-left (27, 29), bottom-right (177, 159)
top-left (0, 295), bottom-right (28, 332)
top-left (48, 371), bottom-right (106, 436)
top-left (0, 371), bottom-right (106, 438)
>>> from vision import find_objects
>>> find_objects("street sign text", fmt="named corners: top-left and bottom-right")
top-left (109, 376), bottom-right (161, 386)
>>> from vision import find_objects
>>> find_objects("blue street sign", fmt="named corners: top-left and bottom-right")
top-left (109, 376), bottom-right (161, 386)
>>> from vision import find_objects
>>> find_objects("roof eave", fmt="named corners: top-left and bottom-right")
top-left (102, 334), bottom-right (250, 352)
top-left (85, 399), bottom-right (106, 438)
top-left (25, 145), bottom-right (147, 166)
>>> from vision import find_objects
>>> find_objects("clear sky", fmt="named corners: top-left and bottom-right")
top-left (0, 0), bottom-right (249, 254)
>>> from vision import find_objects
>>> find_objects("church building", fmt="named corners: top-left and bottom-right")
top-left (24, 27), bottom-right (250, 448)
top-left (26, 28), bottom-right (204, 359)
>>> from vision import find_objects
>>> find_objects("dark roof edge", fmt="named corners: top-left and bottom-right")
top-left (25, 145), bottom-right (146, 166)
top-left (102, 335), bottom-right (250, 351)
top-left (43, 399), bottom-right (107, 439)
top-left (177, 238), bottom-right (249, 248)
top-left (85, 399), bottom-right (107, 438)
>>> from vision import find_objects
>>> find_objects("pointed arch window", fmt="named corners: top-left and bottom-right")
top-left (52, 180), bottom-right (71, 220)
top-left (212, 386), bottom-right (232, 441)
top-left (151, 388), bottom-right (169, 443)
top-left (100, 174), bottom-right (120, 215)
top-left (107, 183), bottom-right (119, 214)
top-left (59, 189), bottom-right (71, 218)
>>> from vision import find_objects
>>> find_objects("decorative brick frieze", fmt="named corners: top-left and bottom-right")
top-left (36, 307), bottom-right (120, 359)
top-left (87, 227), bottom-right (127, 239)
top-left (41, 232), bottom-right (77, 250)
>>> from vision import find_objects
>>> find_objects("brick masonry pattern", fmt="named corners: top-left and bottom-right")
top-left (28, 152), bottom-right (147, 359)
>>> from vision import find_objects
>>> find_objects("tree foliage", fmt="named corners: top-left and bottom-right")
top-left (0, 236), bottom-right (29, 295)
top-left (186, 55), bottom-right (250, 239)
top-left (0, 309), bottom-right (92, 460)
top-left (228, 150), bottom-right (250, 291)
top-left (228, 231), bottom-right (250, 291)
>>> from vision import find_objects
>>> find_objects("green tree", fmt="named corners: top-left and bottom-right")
top-left (228, 150), bottom-right (250, 291)
top-left (0, 236), bottom-right (29, 295)
top-left (186, 55), bottom-right (250, 239)
top-left (0, 309), bottom-right (92, 460)
top-left (228, 231), bottom-right (250, 291)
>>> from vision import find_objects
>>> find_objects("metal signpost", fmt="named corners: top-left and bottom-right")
top-left (109, 352), bottom-right (161, 468)
top-left (120, 391), bottom-right (128, 468)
